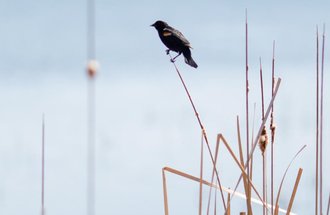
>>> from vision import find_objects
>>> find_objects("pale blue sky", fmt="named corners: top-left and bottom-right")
top-left (0, 0), bottom-right (330, 214)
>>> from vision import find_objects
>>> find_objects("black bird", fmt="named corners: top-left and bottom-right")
top-left (151, 20), bottom-right (198, 68)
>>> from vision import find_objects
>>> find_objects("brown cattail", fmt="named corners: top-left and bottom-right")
top-left (270, 122), bottom-right (276, 143)
top-left (87, 59), bottom-right (99, 78)
top-left (259, 125), bottom-right (268, 154)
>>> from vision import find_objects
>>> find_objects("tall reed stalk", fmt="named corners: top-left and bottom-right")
top-left (315, 26), bottom-right (319, 215)
top-left (319, 24), bottom-right (325, 215)
top-left (244, 10), bottom-right (253, 215)
top-left (259, 58), bottom-right (268, 215)
top-left (270, 41), bottom-right (276, 215)
top-left (169, 54), bottom-right (227, 211)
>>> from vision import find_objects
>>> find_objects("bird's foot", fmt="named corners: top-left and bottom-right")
top-left (165, 49), bottom-right (170, 55)
top-left (170, 53), bottom-right (181, 63)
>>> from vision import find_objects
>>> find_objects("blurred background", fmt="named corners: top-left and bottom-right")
top-left (0, 0), bottom-right (330, 214)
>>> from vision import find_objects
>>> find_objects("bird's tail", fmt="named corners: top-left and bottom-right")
top-left (183, 49), bottom-right (198, 68)
top-left (185, 57), bottom-right (198, 68)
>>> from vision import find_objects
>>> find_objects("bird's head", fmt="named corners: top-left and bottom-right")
top-left (151, 20), bottom-right (168, 31)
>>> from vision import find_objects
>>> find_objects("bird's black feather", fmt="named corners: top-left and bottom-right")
top-left (151, 20), bottom-right (198, 68)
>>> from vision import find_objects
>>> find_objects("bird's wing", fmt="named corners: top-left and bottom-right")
top-left (163, 27), bottom-right (191, 47)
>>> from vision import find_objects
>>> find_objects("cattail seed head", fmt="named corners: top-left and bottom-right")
top-left (270, 122), bottom-right (276, 143)
top-left (271, 123), bottom-right (276, 131)
top-left (259, 126), bottom-right (268, 154)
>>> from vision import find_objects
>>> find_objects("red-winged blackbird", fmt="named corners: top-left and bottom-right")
top-left (151, 20), bottom-right (198, 68)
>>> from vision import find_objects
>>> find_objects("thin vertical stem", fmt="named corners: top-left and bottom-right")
top-left (260, 58), bottom-right (265, 119)
top-left (162, 168), bottom-right (169, 215)
top-left (245, 10), bottom-right (252, 215)
top-left (199, 131), bottom-right (204, 215)
top-left (320, 24), bottom-right (325, 215)
top-left (260, 57), bottom-right (267, 215)
top-left (169, 55), bottom-right (227, 211)
top-left (230, 79), bottom-right (282, 206)
top-left (41, 115), bottom-right (45, 215)
top-left (250, 103), bottom-right (256, 183)
top-left (245, 8), bottom-right (250, 177)
top-left (326, 193), bottom-right (330, 215)
top-left (271, 40), bottom-right (275, 215)
top-left (214, 187), bottom-right (217, 215)
top-left (206, 139), bottom-right (220, 215)
top-left (315, 26), bottom-right (320, 215)
top-left (237, 116), bottom-right (253, 213)
top-left (263, 153), bottom-right (267, 215)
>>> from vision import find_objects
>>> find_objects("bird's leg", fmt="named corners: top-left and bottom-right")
top-left (165, 49), bottom-right (170, 55)
top-left (170, 52), bottom-right (182, 63)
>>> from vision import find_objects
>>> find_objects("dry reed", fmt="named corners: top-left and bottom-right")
top-left (237, 116), bottom-right (253, 213)
top-left (327, 193), bottom-right (330, 215)
top-left (221, 134), bottom-right (268, 211)
top-left (250, 103), bottom-right (256, 186)
top-left (159, 13), bottom-right (316, 215)
top-left (286, 168), bottom-right (303, 214)
top-left (274, 145), bottom-right (306, 213)
top-left (199, 131), bottom-right (204, 215)
top-left (319, 24), bottom-right (325, 215)
top-left (168, 53), bottom-right (227, 211)
top-left (206, 138), bottom-right (220, 215)
top-left (227, 192), bottom-right (231, 215)
top-left (259, 57), bottom-right (268, 215)
top-left (231, 78), bottom-right (281, 203)
top-left (244, 11), bottom-right (252, 214)
top-left (270, 41), bottom-right (276, 215)
top-left (162, 165), bottom-right (296, 215)
top-left (315, 26), bottom-right (320, 215)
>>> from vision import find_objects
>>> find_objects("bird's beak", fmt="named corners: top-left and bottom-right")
top-left (150, 23), bottom-right (155, 27)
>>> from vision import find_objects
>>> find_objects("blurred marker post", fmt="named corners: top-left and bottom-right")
top-left (41, 115), bottom-right (45, 215)
top-left (86, 0), bottom-right (98, 214)
top-left (87, 59), bottom-right (98, 215)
